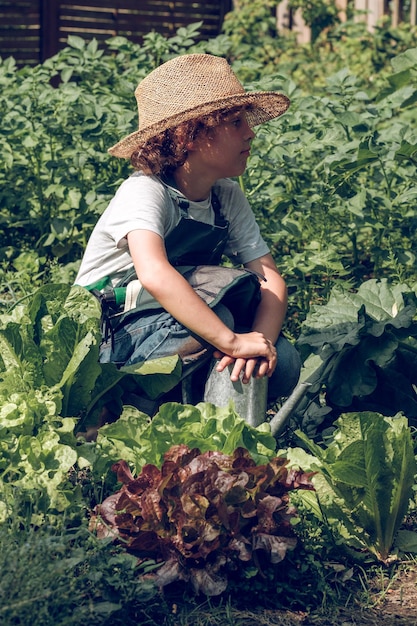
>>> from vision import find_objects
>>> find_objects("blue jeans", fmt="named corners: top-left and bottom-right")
top-left (100, 304), bottom-right (301, 400)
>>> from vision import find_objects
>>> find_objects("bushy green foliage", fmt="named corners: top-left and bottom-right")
top-left (243, 48), bottom-right (417, 332)
top-left (0, 283), bottom-right (182, 521)
top-left (288, 0), bottom-right (340, 41)
top-left (294, 279), bottom-right (417, 437)
top-left (289, 411), bottom-right (417, 563)
top-left (1, 20), bottom-right (416, 328)
top-left (224, 0), bottom-right (416, 84)
top-left (0, 24), bottom-right (208, 301)
top-left (91, 400), bottom-right (278, 478)
top-left (0, 512), bottom-right (160, 626)
top-left (1, 14), bottom-right (417, 616)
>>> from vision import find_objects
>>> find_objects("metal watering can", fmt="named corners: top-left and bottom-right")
top-left (202, 358), bottom-right (311, 434)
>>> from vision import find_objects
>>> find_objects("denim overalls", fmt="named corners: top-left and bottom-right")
top-left (99, 189), bottom-right (238, 368)
top-left (98, 186), bottom-right (301, 400)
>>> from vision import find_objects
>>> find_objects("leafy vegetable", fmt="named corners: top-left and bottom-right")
top-left (289, 411), bottom-right (416, 563)
top-left (91, 445), bottom-right (314, 595)
top-left (89, 400), bottom-right (279, 478)
top-left (0, 284), bottom-right (181, 516)
top-left (294, 279), bottom-right (417, 436)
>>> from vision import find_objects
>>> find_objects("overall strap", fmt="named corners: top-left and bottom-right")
top-left (162, 176), bottom-right (227, 227)
top-left (211, 190), bottom-right (228, 227)
top-left (174, 190), bottom-right (227, 227)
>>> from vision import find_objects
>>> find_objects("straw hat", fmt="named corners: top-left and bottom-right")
top-left (108, 53), bottom-right (290, 159)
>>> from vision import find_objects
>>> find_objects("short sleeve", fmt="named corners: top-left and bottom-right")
top-left (216, 179), bottom-right (270, 265)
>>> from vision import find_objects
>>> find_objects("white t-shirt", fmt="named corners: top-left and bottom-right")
top-left (75, 171), bottom-right (269, 288)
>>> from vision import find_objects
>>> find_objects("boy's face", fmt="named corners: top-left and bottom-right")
top-left (190, 110), bottom-right (256, 179)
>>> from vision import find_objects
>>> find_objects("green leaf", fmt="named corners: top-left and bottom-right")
top-left (57, 329), bottom-right (102, 417)
top-left (297, 280), bottom-right (417, 415)
top-left (394, 529), bottom-right (417, 554)
top-left (391, 47), bottom-right (417, 73)
top-left (67, 35), bottom-right (86, 50)
top-left (395, 140), bottom-right (417, 164)
top-left (120, 355), bottom-right (182, 399)
top-left (60, 67), bottom-right (73, 83)
top-left (296, 412), bottom-right (416, 562)
top-left (0, 325), bottom-right (43, 391)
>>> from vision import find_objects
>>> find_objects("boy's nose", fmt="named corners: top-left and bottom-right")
top-left (245, 124), bottom-right (256, 141)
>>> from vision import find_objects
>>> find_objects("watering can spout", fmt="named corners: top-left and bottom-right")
top-left (269, 382), bottom-right (312, 437)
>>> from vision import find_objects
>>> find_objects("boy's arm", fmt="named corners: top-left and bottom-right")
top-left (127, 229), bottom-right (277, 377)
top-left (245, 253), bottom-right (288, 343)
top-left (214, 253), bottom-right (288, 382)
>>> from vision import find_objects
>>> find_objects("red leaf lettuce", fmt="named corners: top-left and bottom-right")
top-left (91, 445), bottom-right (314, 595)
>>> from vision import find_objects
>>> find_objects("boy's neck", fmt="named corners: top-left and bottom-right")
top-left (173, 164), bottom-right (214, 203)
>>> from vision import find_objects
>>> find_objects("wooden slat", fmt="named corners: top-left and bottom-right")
top-left (0, 1), bottom-right (40, 64)
top-left (58, 3), bottom-right (224, 28)
top-left (58, 1), bottom-right (225, 45)
top-left (0, 0), bottom-right (232, 67)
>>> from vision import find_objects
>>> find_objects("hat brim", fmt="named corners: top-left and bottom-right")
top-left (108, 92), bottom-right (290, 159)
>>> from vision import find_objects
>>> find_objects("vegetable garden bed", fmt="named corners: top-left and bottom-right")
top-left (1, 7), bottom-right (417, 624)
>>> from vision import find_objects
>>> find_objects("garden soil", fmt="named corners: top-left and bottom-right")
top-left (189, 568), bottom-right (417, 625)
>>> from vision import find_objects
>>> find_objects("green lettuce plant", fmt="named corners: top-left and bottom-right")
top-left (0, 283), bottom-right (181, 518)
top-left (288, 411), bottom-right (417, 563)
top-left (293, 278), bottom-right (417, 437)
top-left (87, 400), bottom-right (279, 479)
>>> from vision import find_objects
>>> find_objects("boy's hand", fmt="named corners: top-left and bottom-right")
top-left (213, 332), bottom-right (277, 382)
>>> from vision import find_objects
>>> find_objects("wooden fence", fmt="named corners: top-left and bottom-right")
top-left (277, 0), bottom-right (417, 44)
top-left (1, 1), bottom-right (415, 68)
top-left (0, 0), bottom-right (232, 67)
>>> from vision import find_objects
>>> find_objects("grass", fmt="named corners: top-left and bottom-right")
top-left (2, 475), bottom-right (417, 626)
top-left (0, 517), bottom-right (161, 626)
top-left (1, 507), bottom-right (417, 626)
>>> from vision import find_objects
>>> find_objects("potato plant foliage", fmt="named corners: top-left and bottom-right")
top-left (0, 13), bottom-right (417, 608)
top-left (0, 23), bottom-right (416, 323)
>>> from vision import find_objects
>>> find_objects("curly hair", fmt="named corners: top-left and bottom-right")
top-left (130, 105), bottom-right (251, 176)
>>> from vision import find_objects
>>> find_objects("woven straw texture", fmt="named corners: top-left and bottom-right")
top-left (109, 54), bottom-right (290, 158)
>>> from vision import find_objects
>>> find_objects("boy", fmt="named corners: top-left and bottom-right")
top-left (75, 53), bottom-right (301, 405)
